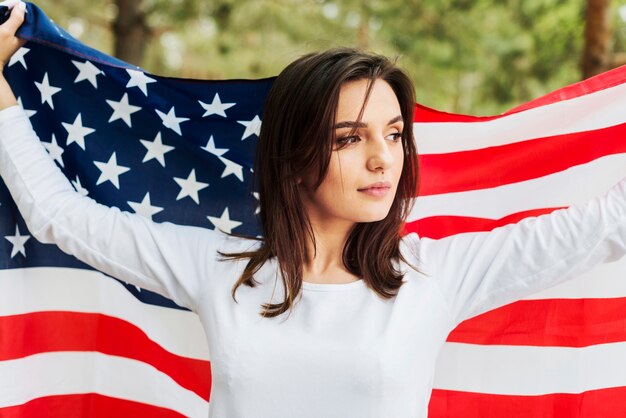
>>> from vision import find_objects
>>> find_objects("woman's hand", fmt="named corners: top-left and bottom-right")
top-left (0, 0), bottom-right (26, 70)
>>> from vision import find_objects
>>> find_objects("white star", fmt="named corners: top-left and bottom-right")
top-left (72, 60), bottom-right (103, 88)
top-left (93, 152), bottom-right (131, 189)
top-left (155, 106), bottom-right (189, 136)
top-left (34, 73), bottom-right (62, 109)
top-left (5, 225), bottom-right (30, 258)
top-left (62, 113), bottom-right (96, 150)
top-left (173, 169), bottom-right (209, 204)
top-left (207, 207), bottom-right (242, 233)
top-left (42, 133), bottom-right (65, 168)
top-left (106, 93), bottom-right (142, 127)
top-left (126, 69), bottom-right (156, 96)
top-left (72, 176), bottom-right (89, 196)
top-left (253, 192), bottom-right (260, 215)
top-left (16, 97), bottom-right (36, 118)
top-left (218, 156), bottom-right (244, 181)
top-left (127, 192), bottom-right (163, 220)
top-left (201, 135), bottom-right (228, 157)
top-left (139, 132), bottom-right (175, 167)
top-left (238, 115), bottom-right (262, 140)
top-left (198, 93), bottom-right (236, 117)
top-left (8, 47), bottom-right (29, 69)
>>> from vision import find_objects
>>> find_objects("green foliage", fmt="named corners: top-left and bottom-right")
top-left (370, 0), bottom-right (585, 114)
top-left (31, 0), bottom-right (619, 115)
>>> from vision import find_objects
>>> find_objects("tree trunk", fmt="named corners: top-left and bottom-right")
top-left (582, 0), bottom-right (612, 79)
top-left (356, 1), bottom-right (370, 49)
top-left (113, 0), bottom-right (150, 66)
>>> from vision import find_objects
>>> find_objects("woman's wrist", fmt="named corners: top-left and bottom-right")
top-left (0, 1), bottom-right (27, 104)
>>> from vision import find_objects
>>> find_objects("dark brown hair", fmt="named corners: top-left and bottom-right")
top-left (218, 47), bottom-right (420, 318)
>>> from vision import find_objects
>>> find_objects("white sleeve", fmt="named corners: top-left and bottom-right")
top-left (0, 104), bottom-right (223, 311)
top-left (412, 177), bottom-right (626, 326)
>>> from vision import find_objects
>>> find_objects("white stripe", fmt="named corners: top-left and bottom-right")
top-left (409, 152), bottom-right (626, 220)
top-left (0, 352), bottom-right (209, 417)
top-left (434, 341), bottom-right (626, 395)
top-left (415, 81), bottom-right (626, 153)
top-left (522, 256), bottom-right (626, 299)
top-left (0, 267), bottom-right (209, 360)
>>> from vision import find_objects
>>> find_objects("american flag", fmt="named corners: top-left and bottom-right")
top-left (2, 2), bottom-right (626, 417)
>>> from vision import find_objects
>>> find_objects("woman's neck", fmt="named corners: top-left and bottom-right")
top-left (302, 218), bottom-right (356, 283)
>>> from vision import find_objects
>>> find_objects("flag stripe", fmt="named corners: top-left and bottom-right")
top-left (0, 352), bottom-right (208, 416)
top-left (447, 297), bottom-right (626, 347)
top-left (409, 152), bottom-right (626, 220)
top-left (404, 207), bottom-right (561, 239)
top-left (0, 268), bottom-right (209, 359)
top-left (0, 312), bottom-right (210, 401)
top-left (418, 122), bottom-right (626, 196)
top-left (434, 341), bottom-right (626, 395)
top-left (506, 63), bottom-right (626, 113)
top-left (0, 394), bottom-right (187, 418)
top-left (413, 82), bottom-right (626, 153)
top-left (428, 386), bottom-right (626, 418)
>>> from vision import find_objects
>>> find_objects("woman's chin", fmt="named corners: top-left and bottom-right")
top-left (351, 208), bottom-right (392, 223)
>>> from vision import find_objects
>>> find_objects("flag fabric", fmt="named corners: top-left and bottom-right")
top-left (410, 72), bottom-right (626, 416)
top-left (2, 2), bottom-right (626, 417)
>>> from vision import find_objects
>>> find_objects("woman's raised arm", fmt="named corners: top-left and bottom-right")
top-left (0, 1), bottom-right (227, 311)
top-left (411, 177), bottom-right (626, 327)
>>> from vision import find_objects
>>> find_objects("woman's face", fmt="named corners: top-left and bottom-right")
top-left (299, 78), bottom-right (405, 226)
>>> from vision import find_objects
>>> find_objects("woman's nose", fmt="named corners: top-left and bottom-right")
top-left (366, 136), bottom-right (394, 171)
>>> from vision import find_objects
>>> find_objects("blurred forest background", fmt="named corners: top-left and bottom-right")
top-left (33, 0), bottom-right (626, 115)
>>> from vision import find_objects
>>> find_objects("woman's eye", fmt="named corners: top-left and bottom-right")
top-left (336, 136), bottom-right (360, 145)
top-left (336, 132), bottom-right (401, 148)
top-left (387, 132), bottom-right (402, 142)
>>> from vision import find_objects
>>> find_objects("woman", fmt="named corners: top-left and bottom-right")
top-left (1, 2), bottom-right (626, 417)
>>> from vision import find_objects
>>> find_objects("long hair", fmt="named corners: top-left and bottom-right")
top-left (218, 47), bottom-right (420, 319)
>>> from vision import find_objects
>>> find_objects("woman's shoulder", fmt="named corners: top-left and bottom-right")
top-left (400, 231), bottom-right (421, 250)
top-left (213, 229), bottom-right (264, 254)
top-left (399, 231), bottom-right (422, 266)
top-left (158, 222), bottom-right (263, 262)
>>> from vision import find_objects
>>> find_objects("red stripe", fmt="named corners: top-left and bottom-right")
top-left (414, 65), bottom-right (626, 123)
top-left (447, 297), bottom-right (626, 348)
top-left (0, 312), bottom-right (211, 401)
top-left (429, 386), bottom-right (626, 418)
top-left (414, 103), bottom-right (502, 123)
top-left (0, 393), bottom-right (187, 418)
top-left (417, 122), bottom-right (626, 196)
top-left (507, 64), bottom-right (626, 114)
top-left (403, 207), bottom-right (562, 239)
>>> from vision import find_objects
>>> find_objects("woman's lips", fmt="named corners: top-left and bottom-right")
top-left (357, 186), bottom-right (390, 197)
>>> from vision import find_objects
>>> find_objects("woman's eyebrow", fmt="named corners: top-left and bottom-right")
top-left (333, 115), bottom-right (403, 129)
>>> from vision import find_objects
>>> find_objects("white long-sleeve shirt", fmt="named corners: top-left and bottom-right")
top-left (2, 104), bottom-right (626, 417)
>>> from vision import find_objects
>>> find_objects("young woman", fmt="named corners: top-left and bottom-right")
top-left (2, 2), bottom-right (626, 417)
